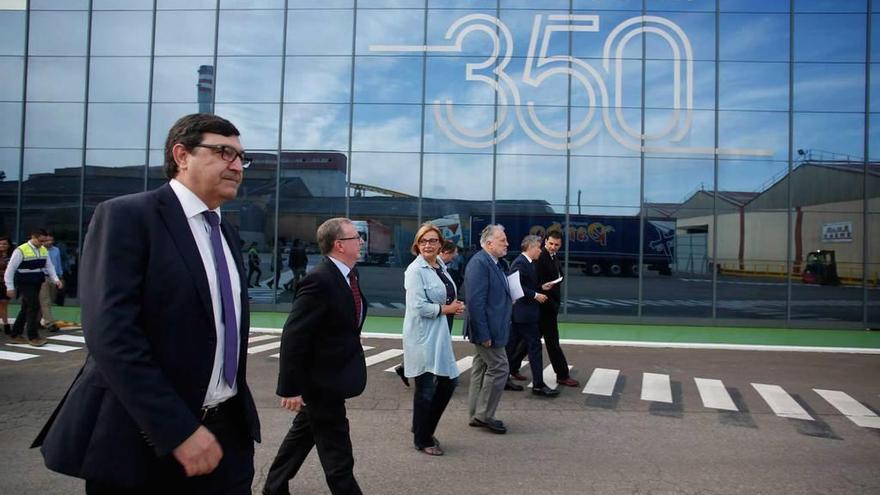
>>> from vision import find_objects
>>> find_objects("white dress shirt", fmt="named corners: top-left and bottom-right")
top-left (169, 179), bottom-right (242, 407)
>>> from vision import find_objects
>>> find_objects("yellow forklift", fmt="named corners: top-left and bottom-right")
top-left (801, 250), bottom-right (840, 286)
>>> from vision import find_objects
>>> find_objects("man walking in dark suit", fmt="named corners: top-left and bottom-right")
top-left (506, 235), bottom-right (560, 397)
top-left (32, 113), bottom-right (261, 494)
top-left (263, 217), bottom-right (368, 495)
top-left (463, 224), bottom-right (513, 434)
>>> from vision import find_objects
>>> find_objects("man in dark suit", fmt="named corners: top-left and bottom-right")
top-left (506, 235), bottom-right (559, 397)
top-left (32, 113), bottom-right (261, 494)
top-left (535, 231), bottom-right (579, 387)
top-left (263, 217), bottom-right (368, 495)
top-left (463, 224), bottom-right (513, 434)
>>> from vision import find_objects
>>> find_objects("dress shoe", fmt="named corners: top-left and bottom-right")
top-left (28, 337), bottom-right (48, 347)
top-left (394, 364), bottom-right (410, 387)
top-left (556, 377), bottom-right (580, 387)
top-left (509, 372), bottom-right (528, 381)
top-left (532, 385), bottom-right (560, 397)
top-left (10, 336), bottom-right (28, 344)
top-left (504, 381), bottom-right (523, 391)
top-left (468, 418), bottom-right (506, 434)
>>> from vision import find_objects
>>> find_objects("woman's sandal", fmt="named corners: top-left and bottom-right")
top-left (419, 445), bottom-right (444, 456)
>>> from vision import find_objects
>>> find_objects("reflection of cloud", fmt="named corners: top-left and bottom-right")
top-left (283, 104), bottom-right (349, 150)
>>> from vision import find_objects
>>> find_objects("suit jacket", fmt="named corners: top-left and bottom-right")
top-left (32, 183), bottom-right (260, 487)
top-left (462, 249), bottom-right (512, 347)
top-left (535, 247), bottom-right (562, 316)
top-left (276, 257), bottom-right (368, 402)
top-left (510, 254), bottom-right (540, 324)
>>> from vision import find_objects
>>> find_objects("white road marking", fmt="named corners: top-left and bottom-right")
top-left (0, 350), bottom-right (39, 361)
top-left (641, 372), bottom-right (673, 403)
top-left (814, 389), bottom-right (880, 429)
top-left (528, 365), bottom-right (573, 390)
top-left (694, 378), bottom-right (738, 411)
top-left (248, 335), bottom-right (277, 343)
top-left (48, 335), bottom-right (86, 344)
top-left (456, 355), bottom-right (474, 373)
top-left (247, 341), bottom-right (282, 354)
top-left (582, 368), bottom-right (620, 396)
top-left (390, 303), bottom-right (406, 309)
top-left (6, 343), bottom-right (81, 353)
top-left (752, 383), bottom-right (813, 420)
top-left (364, 349), bottom-right (404, 367)
top-left (369, 302), bottom-right (389, 309)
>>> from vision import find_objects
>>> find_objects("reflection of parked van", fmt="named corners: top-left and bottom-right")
top-left (351, 220), bottom-right (392, 265)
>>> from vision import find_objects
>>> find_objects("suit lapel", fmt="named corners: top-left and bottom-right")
top-left (155, 183), bottom-right (215, 325)
top-left (485, 251), bottom-right (510, 294)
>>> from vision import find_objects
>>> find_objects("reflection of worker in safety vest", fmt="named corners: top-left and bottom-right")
top-left (3, 229), bottom-right (62, 347)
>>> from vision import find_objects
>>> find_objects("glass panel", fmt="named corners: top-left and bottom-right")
top-left (287, 9), bottom-right (354, 56)
top-left (218, 9), bottom-right (284, 56)
top-left (149, 103), bottom-right (202, 147)
top-left (215, 57), bottom-right (282, 103)
top-left (430, 0), bottom-right (496, 8)
top-left (222, 0), bottom-right (285, 7)
top-left (89, 58), bottom-right (151, 103)
top-left (350, 151), bottom-right (419, 198)
top-left (425, 56), bottom-right (498, 106)
top-left (424, 10), bottom-right (499, 59)
top-left (351, 104), bottom-right (422, 152)
top-left (0, 11), bottom-right (26, 56)
top-left (27, 57), bottom-right (86, 102)
top-left (83, 150), bottom-right (146, 239)
top-left (284, 56), bottom-right (352, 103)
top-left (496, 154), bottom-right (566, 207)
top-left (720, 0), bottom-right (788, 12)
top-left (719, 62), bottom-right (789, 111)
top-left (24, 103), bottom-right (85, 149)
top-left (0, 57), bottom-right (24, 100)
top-left (719, 110), bottom-right (789, 159)
top-left (29, 11), bottom-right (88, 56)
top-left (423, 103), bottom-right (497, 154)
top-left (795, 0), bottom-right (867, 13)
top-left (422, 153), bottom-right (492, 201)
top-left (152, 57), bottom-right (215, 103)
top-left (647, 0), bottom-right (715, 11)
top-left (646, 60), bottom-right (715, 111)
top-left (353, 56), bottom-right (423, 104)
top-left (794, 63), bottom-right (865, 113)
top-left (158, 0), bottom-right (216, 8)
top-left (794, 112), bottom-right (865, 160)
top-left (94, 0), bottom-right (153, 8)
top-left (355, 9), bottom-right (424, 55)
top-left (644, 12), bottom-right (715, 63)
top-left (794, 13), bottom-right (866, 63)
top-left (495, 105), bottom-right (568, 156)
top-left (87, 103), bottom-right (149, 149)
top-left (20, 149), bottom-right (81, 252)
top-left (91, 10), bottom-right (153, 56)
top-left (31, 0), bottom-right (88, 9)
top-left (0, 148), bottom-right (20, 239)
top-left (155, 10), bottom-right (217, 56)
top-left (289, 0), bottom-right (352, 6)
top-left (0, 102), bottom-right (22, 147)
top-left (570, 156), bottom-right (641, 210)
top-left (281, 103), bottom-right (350, 151)
top-left (719, 13), bottom-right (789, 62)
top-left (213, 103), bottom-right (280, 150)
top-left (361, 0), bottom-right (424, 6)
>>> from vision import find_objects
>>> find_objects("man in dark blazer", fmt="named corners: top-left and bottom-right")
top-left (32, 114), bottom-right (261, 494)
top-left (463, 224), bottom-right (513, 434)
top-left (506, 235), bottom-right (559, 397)
top-left (263, 217), bottom-right (368, 495)
top-left (535, 230), bottom-right (579, 387)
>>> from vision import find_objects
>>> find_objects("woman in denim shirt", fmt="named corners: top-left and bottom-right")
top-left (402, 223), bottom-right (465, 456)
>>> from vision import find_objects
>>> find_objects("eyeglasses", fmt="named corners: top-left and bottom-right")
top-left (337, 235), bottom-right (362, 242)
top-left (192, 144), bottom-right (252, 168)
top-left (418, 238), bottom-right (440, 246)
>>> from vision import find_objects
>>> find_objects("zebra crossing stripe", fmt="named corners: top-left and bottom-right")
top-left (582, 368), bottom-right (620, 396)
top-left (368, 302), bottom-right (390, 309)
top-left (813, 389), bottom-right (880, 429)
top-left (365, 349), bottom-right (404, 367)
top-left (362, 346), bottom-right (374, 351)
top-left (48, 335), bottom-right (86, 344)
top-left (0, 350), bottom-right (39, 361)
top-left (752, 383), bottom-right (813, 421)
top-left (528, 365), bottom-right (573, 390)
top-left (6, 343), bottom-right (81, 353)
top-left (248, 335), bottom-right (277, 344)
top-left (456, 356), bottom-right (473, 373)
top-left (247, 341), bottom-right (282, 355)
top-left (390, 303), bottom-right (405, 309)
top-left (641, 373), bottom-right (673, 403)
top-left (595, 298), bottom-right (630, 307)
top-left (694, 378), bottom-right (738, 411)
top-left (581, 299), bottom-right (612, 307)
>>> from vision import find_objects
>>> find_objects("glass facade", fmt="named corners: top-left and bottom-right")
top-left (2, 0), bottom-right (878, 329)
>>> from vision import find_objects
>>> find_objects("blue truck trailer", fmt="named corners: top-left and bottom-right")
top-left (470, 214), bottom-right (675, 276)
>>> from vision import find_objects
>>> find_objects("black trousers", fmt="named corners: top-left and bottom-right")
top-left (506, 321), bottom-right (546, 387)
top-left (263, 400), bottom-right (361, 495)
top-left (85, 403), bottom-right (255, 495)
top-left (412, 373), bottom-right (457, 449)
top-left (12, 283), bottom-right (41, 339)
top-left (539, 311), bottom-right (570, 380)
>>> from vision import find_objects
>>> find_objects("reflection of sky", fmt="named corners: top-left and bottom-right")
top-left (4, 4), bottom-right (878, 208)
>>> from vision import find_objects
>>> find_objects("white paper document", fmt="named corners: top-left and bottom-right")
top-left (546, 276), bottom-right (563, 286)
top-left (507, 271), bottom-right (524, 302)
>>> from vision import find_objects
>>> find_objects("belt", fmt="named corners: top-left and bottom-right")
top-left (200, 400), bottom-right (234, 422)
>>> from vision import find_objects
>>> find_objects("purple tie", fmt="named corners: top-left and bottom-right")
top-left (203, 211), bottom-right (238, 386)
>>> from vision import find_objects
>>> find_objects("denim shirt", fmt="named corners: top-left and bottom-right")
top-left (402, 255), bottom-right (459, 379)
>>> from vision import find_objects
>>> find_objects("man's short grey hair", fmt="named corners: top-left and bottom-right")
top-left (521, 234), bottom-right (542, 251)
top-left (316, 217), bottom-right (353, 255)
top-left (479, 224), bottom-right (505, 248)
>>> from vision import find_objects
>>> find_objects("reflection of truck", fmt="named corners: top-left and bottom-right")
top-left (352, 219), bottom-right (392, 265)
top-left (429, 214), bottom-right (464, 247)
top-left (471, 214), bottom-right (674, 276)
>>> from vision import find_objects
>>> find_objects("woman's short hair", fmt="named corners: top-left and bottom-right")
top-left (411, 222), bottom-right (444, 256)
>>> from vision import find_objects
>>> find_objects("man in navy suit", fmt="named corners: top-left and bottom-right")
top-left (32, 114), bottom-right (261, 494)
top-left (463, 224), bottom-right (513, 434)
top-left (263, 217), bottom-right (368, 495)
top-left (506, 235), bottom-right (560, 397)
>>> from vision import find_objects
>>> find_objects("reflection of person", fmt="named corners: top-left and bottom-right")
top-left (39, 233), bottom-right (62, 327)
top-left (32, 113), bottom-right (261, 494)
top-left (402, 224), bottom-right (464, 456)
top-left (505, 235), bottom-right (559, 397)
top-left (0, 236), bottom-right (11, 336)
top-left (439, 240), bottom-right (462, 288)
top-left (463, 224), bottom-right (512, 434)
top-left (283, 238), bottom-right (308, 292)
top-left (263, 217), bottom-right (368, 495)
top-left (4, 229), bottom-right (61, 347)
top-left (247, 242), bottom-right (262, 288)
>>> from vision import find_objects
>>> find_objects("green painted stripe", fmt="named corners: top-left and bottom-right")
top-left (27, 305), bottom-right (880, 349)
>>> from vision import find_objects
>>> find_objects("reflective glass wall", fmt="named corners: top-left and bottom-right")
top-left (2, 0), bottom-right (877, 329)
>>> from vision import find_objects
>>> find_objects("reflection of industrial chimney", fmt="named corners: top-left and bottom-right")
top-left (198, 65), bottom-right (214, 114)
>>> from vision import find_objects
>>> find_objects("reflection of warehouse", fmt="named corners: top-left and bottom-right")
top-left (675, 158), bottom-right (880, 283)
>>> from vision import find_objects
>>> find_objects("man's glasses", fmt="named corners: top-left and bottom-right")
top-left (418, 238), bottom-right (440, 246)
top-left (337, 235), bottom-right (362, 242)
top-left (193, 144), bottom-right (252, 168)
